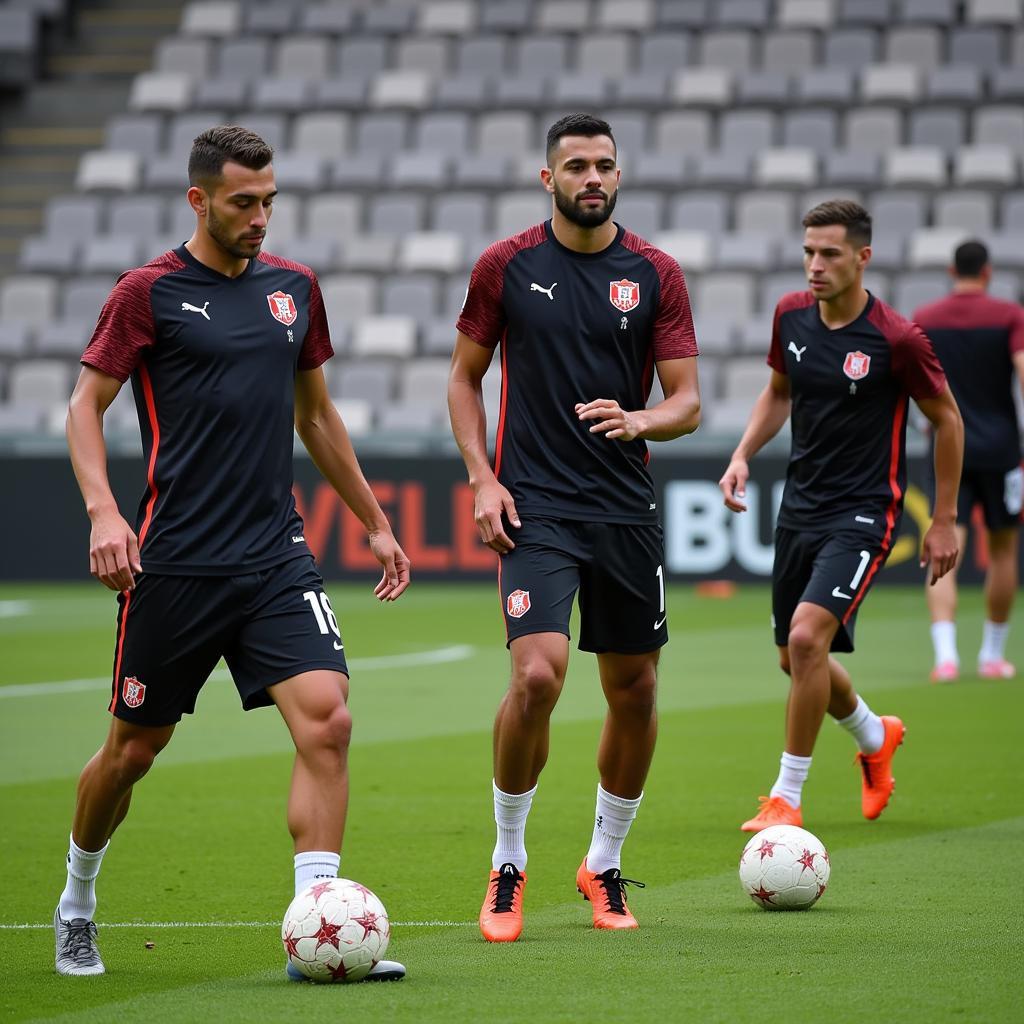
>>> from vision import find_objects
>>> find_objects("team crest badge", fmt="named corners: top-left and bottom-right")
top-left (267, 290), bottom-right (298, 326)
top-left (609, 279), bottom-right (640, 313)
top-left (122, 675), bottom-right (146, 709)
top-left (506, 589), bottom-right (531, 619)
top-left (843, 351), bottom-right (871, 380)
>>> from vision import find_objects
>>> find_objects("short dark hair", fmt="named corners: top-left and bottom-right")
top-left (801, 199), bottom-right (872, 248)
top-left (545, 113), bottom-right (616, 165)
top-left (953, 239), bottom-right (989, 278)
top-left (188, 124), bottom-right (274, 188)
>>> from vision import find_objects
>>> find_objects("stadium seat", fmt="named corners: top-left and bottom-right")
top-left (276, 238), bottom-right (338, 277)
top-left (0, 323), bottom-right (31, 358)
top-left (515, 36), bottom-right (569, 76)
top-left (716, 234), bottom-right (776, 271)
top-left (368, 196), bottom-right (425, 238)
top-left (653, 111), bottom-right (712, 156)
top-left (217, 38), bottom-right (270, 81)
top-left (9, 359), bottom-right (72, 404)
top-left (76, 152), bottom-right (140, 192)
top-left (735, 192), bottom-right (795, 236)
top-left (598, 0), bottom-right (657, 30)
top-left (321, 275), bottom-right (377, 325)
top-left (693, 152), bottom-right (752, 186)
top-left (166, 112), bottom-right (230, 161)
top-left (631, 153), bottom-right (688, 188)
top-left (398, 358), bottom-right (451, 407)
top-left (300, 3), bottom-right (356, 33)
top-left (755, 149), bottom-right (817, 188)
top-left (884, 26), bottom-right (942, 70)
top-left (419, 1), bottom-right (475, 34)
top-left (885, 147), bottom-right (947, 187)
top-left (783, 110), bottom-right (839, 154)
top-left (974, 108), bottom-right (1024, 153)
top-left (737, 313), bottom-right (775, 353)
top-left (456, 36), bottom-right (509, 75)
top-left (396, 38), bottom-right (450, 76)
top-left (699, 30), bottom-right (755, 71)
top-left (337, 38), bottom-right (388, 78)
top-left (954, 146), bottom-right (1017, 186)
top-left (478, 112), bottom-right (533, 157)
top-left (432, 194), bottom-right (488, 237)
top-left (62, 278), bottom-right (114, 323)
top-left (329, 154), bottom-right (384, 189)
top-left (691, 315), bottom-right (736, 355)
top-left (901, 0), bottom-right (956, 22)
top-left (991, 68), bottom-right (1024, 103)
top-left (638, 33), bottom-right (692, 73)
top-left (398, 233), bottom-right (463, 273)
top-left (719, 111), bottom-right (778, 158)
top-left (909, 108), bottom-right (966, 153)
top-left (81, 238), bottom-right (140, 275)
top-left (331, 359), bottom-right (396, 406)
top-left (35, 320), bottom-right (91, 358)
top-left (838, 0), bottom-right (891, 27)
top-left (154, 37), bottom-right (212, 78)
top-left (578, 35), bottom-right (632, 78)
top-left (723, 357), bottom-right (773, 401)
top-left (480, 0), bottom-right (532, 31)
top-left (129, 72), bottom-right (192, 112)
top-left (777, 1), bottom-right (836, 29)
top-left (760, 271), bottom-right (808, 312)
top-left (653, 231), bottom-right (714, 273)
top-left (0, 275), bottom-right (58, 326)
top-left (657, 1), bottom-right (712, 29)
top-left (181, 2), bottom-right (240, 36)
top-left (695, 273), bottom-right (756, 324)
top-left (350, 316), bottom-right (417, 358)
top-left (552, 73), bottom-right (612, 107)
top-left (19, 237), bottom-right (77, 273)
top-left (613, 193), bottom-right (664, 240)
top-left (370, 71), bottom-right (432, 109)
top-left (42, 196), bottom-right (104, 241)
top-left (926, 66), bottom-right (983, 103)
top-left (390, 151), bottom-right (449, 189)
top-left (949, 27), bottom-right (1004, 67)
top-left (845, 108), bottom-right (902, 152)
top-left (672, 68), bottom-right (734, 107)
top-left (894, 271), bottom-right (948, 313)
top-left (934, 191), bottom-right (995, 233)
top-left (909, 228), bottom-right (969, 267)
top-left (495, 192), bottom-right (548, 237)
top-left (735, 71), bottom-right (792, 107)
top-left (966, 0), bottom-right (1022, 22)
top-left (861, 63), bottom-right (921, 103)
top-left (377, 403), bottom-right (445, 432)
top-left (669, 192), bottom-right (729, 234)
top-left (338, 237), bottom-right (397, 274)
top-left (823, 28), bottom-right (878, 68)
top-left (762, 30), bottom-right (817, 72)
top-left (871, 190), bottom-right (928, 234)
top-left (988, 233), bottom-right (1024, 268)
top-left (796, 69), bottom-right (855, 106)
top-left (290, 113), bottom-right (350, 161)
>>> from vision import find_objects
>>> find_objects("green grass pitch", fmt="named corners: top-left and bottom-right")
top-left (1, 581), bottom-right (1021, 1023)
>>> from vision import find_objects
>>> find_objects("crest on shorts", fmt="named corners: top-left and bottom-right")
top-left (843, 351), bottom-right (871, 380)
top-left (122, 675), bottom-right (146, 708)
top-left (506, 589), bottom-right (531, 619)
top-left (609, 279), bottom-right (640, 313)
top-left (266, 290), bottom-right (298, 326)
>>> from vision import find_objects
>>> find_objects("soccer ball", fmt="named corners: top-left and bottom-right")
top-left (738, 824), bottom-right (830, 911)
top-left (281, 877), bottom-right (390, 982)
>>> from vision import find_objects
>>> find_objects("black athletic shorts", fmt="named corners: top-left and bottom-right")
top-left (772, 525), bottom-right (893, 654)
top-left (497, 516), bottom-right (668, 654)
top-left (108, 555), bottom-right (348, 726)
top-left (955, 465), bottom-right (1024, 531)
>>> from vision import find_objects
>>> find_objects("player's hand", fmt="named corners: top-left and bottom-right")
top-left (369, 529), bottom-right (411, 601)
top-left (920, 519), bottom-right (958, 585)
top-left (719, 458), bottom-right (750, 513)
top-left (89, 507), bottom-right (142, 592)
top-left (473, 479), bottom-right (520, 554)
top-left (575, 399), bottom-right (643, 441)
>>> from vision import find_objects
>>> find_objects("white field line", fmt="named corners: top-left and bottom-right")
top-left (0, 600), bottom-right (32, 617)
top-left (0, 645), bottom-right (475, 699)
top-left (0, 920), bottom-right (471, 929)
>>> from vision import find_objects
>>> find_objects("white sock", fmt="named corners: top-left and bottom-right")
top-left (492, 780), bottom-right (536, 871)
top-left (980, 620), bottom-right (1010, 664)
top-left (931, 620), bottom-right (958, 667)
top-left (294, 851), bottom-right (340, 897)
top-left (837, 695), bottom-right (886, 754)
top-left (58, 835), bottom-right (108, 922)
top-left (769, 752), bottom-right (812, 808)
top-left (585, 785), bottom-right (642, 874)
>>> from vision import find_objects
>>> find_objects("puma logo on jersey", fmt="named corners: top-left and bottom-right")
top-left (182, 301), bottom-right (210, 320)
top-left (530, 282), bottom-right (557, 301)
top-left (788, 341), bottom-right (806, 362)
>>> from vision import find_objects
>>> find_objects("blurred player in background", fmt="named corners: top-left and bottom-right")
top-left (914, 240), bottom-right (1024, 682)
top-left (719, 200), bottom-right (963, 833)
top-left (55, 125), bottom-right (409, 980)
top-left (449, 114), bottom-right (700, 940)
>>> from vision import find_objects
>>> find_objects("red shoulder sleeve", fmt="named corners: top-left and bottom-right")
top-left (767, 292), bottom-right (815, 373)
top-left (81, 256), bottom-right (182, 381)
top-left (1010, 305), bottom-right (1024, 356)
top-left (455, 240), bottom-right (512, 348)
top-left (892, 322), bottom-right (946, 400)
top-left (298, 272), bottom-right (333, 371)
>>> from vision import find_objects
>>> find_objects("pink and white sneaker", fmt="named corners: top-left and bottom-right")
top-left (978, 659), bottom-right (1015, 679)
top-left (930, 661), bottom-right (959, 683)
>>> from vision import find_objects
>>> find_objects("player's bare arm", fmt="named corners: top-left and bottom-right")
top-left (916, 385), bottom-right (964, 585)
top-left (66, 365), bottom-right (142, 592)
top-left (720, 370), bottom-right (792, 513)
top-left (575, 356), bottom-right (700, 442)
top-left (448, 331), bottom-right (520, 554)
top-left (294, 367), bottom-right (410, 601)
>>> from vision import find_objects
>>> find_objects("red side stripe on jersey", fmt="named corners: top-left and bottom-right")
top-left (136, 363), bottom-right (161, 549)
top-left (496, 555), bottom-right (510, 647)
top-left (108, 590), bottom-right (133, 712)
top-left (842, 397), bottom-right (907, 624)
top-left (493, 328), bottom-right (509, 478)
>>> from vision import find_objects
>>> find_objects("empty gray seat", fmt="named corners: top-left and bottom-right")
top-left (578, 34), bottom-right (633, 77)
top-left (333, 360), bottom-right (395, 406)
top-left (243, 2), bottom-right (297, 33)
top-left (480, 1), bottom-right (531, 30)
top-left (845, 108), bottom-right (902, 153)
top-left (991, 68), bottom-right (1024, 102)
top-left (382, 276), bottom-right (439, 320)
top-left (106, 115), bottom-right (163, 156)
top-left (783, 109), bottom-right (838, 153)
top-left (368, 195), bottom-right (424, 236)
top-left (321, 275), bottom-right (377, 325)
top-left (735, 72), bottom-right (791, 106)
top-left (0, 274), bottom-right (58, 326)
top-left (974, 107), bottom-right (1024, 153)
top-left (354, 113), bottom-right (408, 154)
top-left (893, 272), bottom-right (947, 315)
top-left (338, 237), bottom-right (396, 273)
top-left (1001, 192), bottom-right (1024, 232)
top-left (277, 238), bottom-right (339, 276)
top-left (669, 191), bottom-right (729, 233)
top-left (35, 319), bottom-right (91, 358)
top-left (693, 152), bottom-right (751, 186)
top-left (901, 0), bottom-right (956, 22)
top-left (390, 151), bottom-right (449, 189)
top-left (613, 193), bottom-right (664, 239)
top-left (9, 360), bottom-right (72, 406)
top-left (193, 78), bottom-right (247, 108)
top-left (760, 271), bottom-right (808, 312)
top-left (762, 30), bottom-right (816, 72)
top-left (722, 357), bottom-right (771, 402)
top-left (871, 191), bottom-right (929, 233)
top-left (614, 72), bottom-right (668, 106)
top-left (653, 110), bottom-right (711, 156)
top-left (63, 277), bottom-right (115, 322)
top-left (861, 63), bottom-right (922, 103)
top-left (696, 273), bottom-right (756, 323)
top-left (457, 36), bottom-right (508, 75)
top-left (838, 0), bottom-right (891, 25)
top-left (949, 27), bottom-right (1003, 67)
top-left (19, 238), bottom-right (78, 274)
top-left (313, 77), bottom-right (368, 111)
top-left (0, 323), bottom-right (31, 357)
top-left (884, 26), bottom-right (941, 70)
top-left (495, 192), bottom-right (548, 237)
top-left (927, 66), bottom-right (984, 102)
top-left (271, 152), bottom-right (324, 190)
top-left (43, 196), bottom-right (103, 240)
top-left (434, 74), bottom-right (491, 110)
top-left (155, 36), bottom-right (211, 77)
top-left (657, 1), bottom-right (710, 28)
top-left (715, 0), bottom-right (771, 27)
top-left (167, 113), bottom-right (228, 161)
top-left (292, 112), bottom-right (350, 161)
top-left (908, 108), bottom-right (966, 153)
top-left (823, 28), bottom-right (878, 68)
top-left (253, 78), bottom-right (311, 111)
top-left (516, 36), bottom-right (569, 75)
top-left (82, 238), bottom-right (140, 274)
top-left (735, 191), bottom-right (795, 236)
top-left (796, 68), bottom-right (855, 105)
top-left (218, 38), bottom-right (270, 80)
top-left (639, 33), bottom-right (692, 72)
top-left (478, 113), bottom-right (534, 157)
top-left (327, 153), bottom-right (382, 189)
top-left (736, 313), bottom-right (775, 353)
top-left (397, 358), bottom-right (451, 407)
top-left (552, 73), bottom-right (611, 107)
top-left (455, 154), bottom-right (510, 188)
top-left (337, 38), bottom-right (387, 77)
top-left (395, 38), bottom-right (450, 76)
top-left (300, 3), bottom-right (355, 33)
top-left (719, 111), bottom-right (776, 156)
top-left (361, 5), bottom-right (416, 34)
top-left (631, 153), bottom-right (687, 187)
top-left (433, 194), bottom-right (488, 237)
top-left (933, 191), bottom-right (995, 233)
top-left (822, 149), bottom-right (881, 186)
top-left (603, 112), bottom-right (649, 163)
top-left (494, 75), bottom-right (547, 109)
top-left (699, 29), bottom-right (754, 70)
top-left (716, 234), bottom-right (775, 271)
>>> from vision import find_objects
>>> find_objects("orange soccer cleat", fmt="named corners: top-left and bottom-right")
top-left (575, 859), bottom-right (644, 930)
top-left (856, 715), bottom-right (906, 820)
top-left (479, 863), bottom-right (526, 943)
top-left (740, 795), bottom-right (803, 833)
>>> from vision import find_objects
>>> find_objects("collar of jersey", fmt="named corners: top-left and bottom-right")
top-left (175, 243), bottom-right (257, 283)
top-left (543, 219), bottom-right (624, 260)
top-left (815, 290), bottom-right (875, 333)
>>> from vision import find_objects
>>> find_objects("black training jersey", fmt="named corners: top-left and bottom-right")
top-left (456, 220), bottom-right (698, 524)
top-left (768, 291), bottom-right (946, 535)
top-left (913, 292), bottom-right (1024, 472)
top-left (81, 245), bottom-right (333, 575)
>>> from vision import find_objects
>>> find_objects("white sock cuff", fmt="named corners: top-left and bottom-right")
top-left (597, 785), bottom-right (643, 812)
top-left (294, 851), bottom-right (340, 873)
top-left (68, 835), bottom-right (108, 878)
top-left (835, 696), bottom-right (869, 729)
top-left (780, 751), bottom-right (813, 768)
top-left (493, 779), bottom-right (538, 807)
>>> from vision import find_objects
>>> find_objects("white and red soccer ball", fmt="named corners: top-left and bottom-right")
top-left (281, 877), bottom-right (390, 982)
top-left (738, 824), bottom-right (831, 911)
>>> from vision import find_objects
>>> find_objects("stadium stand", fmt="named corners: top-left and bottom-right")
top-left (1, 0), bottom-right (1023, 440)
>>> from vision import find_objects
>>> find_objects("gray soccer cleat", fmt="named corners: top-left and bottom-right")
top-left (54, 908), bottom-right (105, 976)
top-left (286, 958), bottom-right (406, 982)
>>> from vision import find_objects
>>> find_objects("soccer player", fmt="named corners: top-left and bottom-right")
top-left (448, 114), bottom-right (700, 940)
top-left (54, 125), bottom-right (410, 980)
top-left (718, 200), bottom-right (963, 833)
top-left (914, 240), bottom-right (1024, 682)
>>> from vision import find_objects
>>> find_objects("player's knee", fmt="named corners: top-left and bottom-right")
top-left (511, 660), bottom-right (562, 715)
top-left (313, 702), bottom-right (353, 756)
top-left (787, 623), bottom-right (828, 663)
top-left (115, 737), bottom-right (162, 783)
top-left (611, 668), bottom-right (657, 716)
